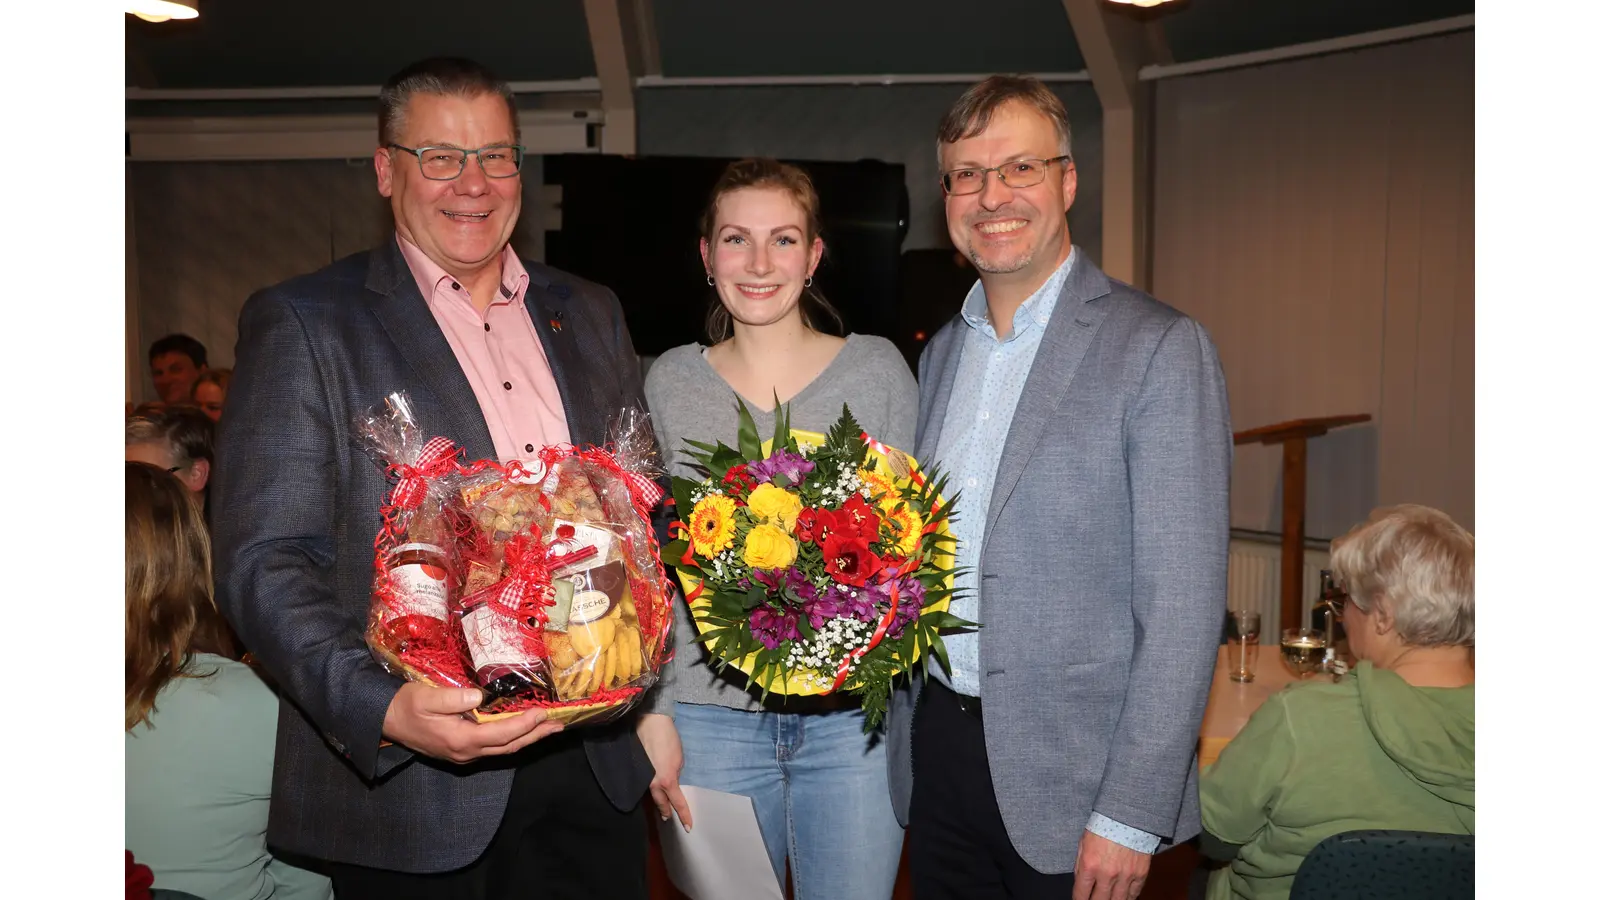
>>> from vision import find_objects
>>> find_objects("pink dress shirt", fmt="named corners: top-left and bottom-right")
top-left (397, 237), bottom-right (571, 462)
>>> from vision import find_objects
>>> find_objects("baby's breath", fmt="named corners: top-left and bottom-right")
top-left (782, 616), bottom-right (875, 672)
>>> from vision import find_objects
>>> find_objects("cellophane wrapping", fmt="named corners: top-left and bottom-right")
top-left (358, 393), bottom-right (674, 727)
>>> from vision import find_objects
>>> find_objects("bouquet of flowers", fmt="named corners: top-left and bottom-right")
top-left (358, 392), bottom-right (675, 728)
top-left (661, 400), bottom-right (971, 728)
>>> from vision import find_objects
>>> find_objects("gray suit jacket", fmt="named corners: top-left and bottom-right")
top-left (212, 236), bottom-right (654, 873)
top-left (885, 251), bottom-right (1232, 873)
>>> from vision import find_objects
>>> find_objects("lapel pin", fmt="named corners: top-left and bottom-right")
top-left (549, 311), bottom-right (564, 333)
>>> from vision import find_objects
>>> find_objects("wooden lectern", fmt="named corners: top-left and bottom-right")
top-left (1233, 414), bottom-right (1372, 630)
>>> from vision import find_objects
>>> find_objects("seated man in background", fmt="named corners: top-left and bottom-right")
top-left (149, 333), bottom-right (209, 405)
top-left (1199, 504), bottom-right (1474, 900)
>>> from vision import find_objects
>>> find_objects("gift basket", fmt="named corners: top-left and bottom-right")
top-left (358, 393), bottom-right (673, 727)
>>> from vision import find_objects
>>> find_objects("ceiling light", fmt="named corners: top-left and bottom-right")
top-left (127, 1), bottom-right (198, 23)
top-left (1105, 0), bottom-right (1179, 7)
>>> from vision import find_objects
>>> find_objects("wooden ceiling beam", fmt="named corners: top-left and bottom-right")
top-left (1061, 0), bottom-right (1160, 287)
top-left (582, 0), bottom-right (646, 154)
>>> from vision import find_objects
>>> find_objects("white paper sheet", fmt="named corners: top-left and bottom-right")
top-left (656, 785), bottom-right (785, 900)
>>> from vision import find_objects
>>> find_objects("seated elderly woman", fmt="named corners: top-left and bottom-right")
top-left (1199, 503), bottom-right (1474, 900)
top-left (126, 406), bottom-right (215, 495)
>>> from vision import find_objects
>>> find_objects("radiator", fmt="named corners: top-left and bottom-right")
top-left (1226, 538), bottom-right (1331, 640)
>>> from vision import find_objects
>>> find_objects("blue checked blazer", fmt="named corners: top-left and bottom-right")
top-left (884, 252), bottom-right (1233, 872)
top-left (212, 235), bottom-right (654, 873)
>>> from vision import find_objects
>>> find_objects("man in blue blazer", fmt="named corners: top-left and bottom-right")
top-left (886, 76), bottom-right (1233, 900)
top-left (212, 58), bottom-right (679, 899)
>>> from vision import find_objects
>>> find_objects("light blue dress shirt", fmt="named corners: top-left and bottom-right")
top-left (929, 248), bottom-right (1162, 855)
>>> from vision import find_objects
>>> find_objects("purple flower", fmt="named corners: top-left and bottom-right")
top-left (746, 449), bottom-right (815, 486)
top-left (750, 567), bottom-right (818, 604)
top-left (749, 605), bottom-right (801, 650)
top-left (887, 577), bottom-right (926, 639)
top-left (801, 592), bottom-right (841, 630)
top-left (826, 582), bottom-right (879, 623)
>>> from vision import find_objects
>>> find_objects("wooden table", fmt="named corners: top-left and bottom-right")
top-left (1198, 644), bottom-right (1334, 769)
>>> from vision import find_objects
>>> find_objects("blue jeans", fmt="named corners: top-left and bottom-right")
top-left (674, 701), bottom-right (903, 900)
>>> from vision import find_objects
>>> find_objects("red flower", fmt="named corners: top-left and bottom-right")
top-left (126, 851), bottom-right (154, 900)
top-left (823, 531), bottom-right (884, 587)
top-left (795, 507), bottom-right (818, 543)
top-left (722, 463), bottom-right (756, 497)
top-left (815, 494), bottom-right (881, 543)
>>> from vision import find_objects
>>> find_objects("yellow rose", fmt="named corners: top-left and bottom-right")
top-left (742, 523), bottom-right (799, 570)
top-left (746, 483), bottom-right (804, 533)
top-left (688, 494), bottom-right (738, 557)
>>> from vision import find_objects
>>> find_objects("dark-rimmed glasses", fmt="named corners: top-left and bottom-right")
top-left (940, 155), bottom-right (1071, 195)
top-left (388, 143), bottom-right (526, 180)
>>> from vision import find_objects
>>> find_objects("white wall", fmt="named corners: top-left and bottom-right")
top-left (126, 156), bottom-right (548, 401)
top-left (1150, 31), bottom-right (1474, 536)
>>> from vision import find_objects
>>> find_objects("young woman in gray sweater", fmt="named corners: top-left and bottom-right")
top-left (636, 158), bottom-right (918, 899)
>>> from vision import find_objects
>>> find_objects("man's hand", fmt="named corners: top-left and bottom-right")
top-left (1073, 830), bottom-right (1151, 900)
top-left (381, 683), bottom-right (563, 764)
top-left (636, 712), bottom-right (693, 830)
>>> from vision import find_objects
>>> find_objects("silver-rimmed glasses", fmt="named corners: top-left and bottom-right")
top-left (387, 144), bottom-right (526, 180)
top-left (940, 155), bottom-right (1071, 195)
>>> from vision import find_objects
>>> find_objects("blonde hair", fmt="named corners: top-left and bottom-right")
top-left (1330, 504), bottom-right (1474, 647)
top-left (191, 367), bottom-right (232, 399)
top-left (699, 157), bottom-right (843, 343)
top-left (125, 461), bottom-right (237, 730)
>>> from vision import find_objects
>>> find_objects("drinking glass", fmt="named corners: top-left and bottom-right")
top-left (1280, 628), bottom-right (1328, 679)
top-left (1225, 610), bottom-right (1261, 682)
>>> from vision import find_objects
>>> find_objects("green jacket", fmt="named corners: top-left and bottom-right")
top-left (1200, 661), bottom-right (1474, 900)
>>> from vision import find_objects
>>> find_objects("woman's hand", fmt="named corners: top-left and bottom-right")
top-left (637, 712), bottom-right (694, 830)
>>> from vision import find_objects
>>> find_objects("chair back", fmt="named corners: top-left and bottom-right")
top-left (1288, 829), bottom-right (1473, 900)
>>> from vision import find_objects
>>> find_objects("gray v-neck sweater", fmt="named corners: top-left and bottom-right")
top-left (640, 333), bottom-right (919, 714)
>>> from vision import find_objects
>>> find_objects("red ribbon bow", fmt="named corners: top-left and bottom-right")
top-left (490, 534), bottom-right (558, 619)
top-left (625, 472), bottom-right (665, 508)
top-left (390, 436), bottom-right (459, 510)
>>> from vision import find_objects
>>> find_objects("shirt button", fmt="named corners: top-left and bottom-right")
top-left (503, 381), bottom-right (512, 390)
top-left (980, 410), bottom-right (990, 420)
top-left (484, 323), bottom-right (491, 332)
top-left (967, 478), bottom-right (978, 488)
top-left (451, 281), bottom-right (461, 291)
top-left (525, 443), bottom-right (535, 454)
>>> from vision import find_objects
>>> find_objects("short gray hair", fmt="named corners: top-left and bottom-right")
top-left (378, 57), bottom-right (519, 147)
top-left (1331, 504), bottom-right (1474, 647)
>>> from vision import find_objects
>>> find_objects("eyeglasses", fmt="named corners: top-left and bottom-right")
top-left (1325, 585), bottom-right (1350, 617)
top-left (388, 143), bottom-right (526, 180)
top-left (940, 155), bottom-right (1071, 196)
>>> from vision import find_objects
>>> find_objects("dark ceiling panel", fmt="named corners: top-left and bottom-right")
top-left (1159, 0), bottom-right (1474, 63)
top-left (655, 0), bottom-right (1085, 77)
top-left (127, 0), bottom-right (596, 89)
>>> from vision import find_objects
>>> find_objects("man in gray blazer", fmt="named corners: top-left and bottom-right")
top-left (212, 58), bottom-right (675, 899)
top-left (886, 76), bottom-right (1232, 900)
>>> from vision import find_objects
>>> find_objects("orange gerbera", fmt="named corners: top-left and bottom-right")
top-left (858, 467), bottom-right (897, 501)
top-left (688, 494), bottom-right (738, 557)
top-left (881, 504), bottom-right (924, 557)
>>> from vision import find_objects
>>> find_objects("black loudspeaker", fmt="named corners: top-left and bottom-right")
top-left (544, 155), bottom-right (909, 358)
